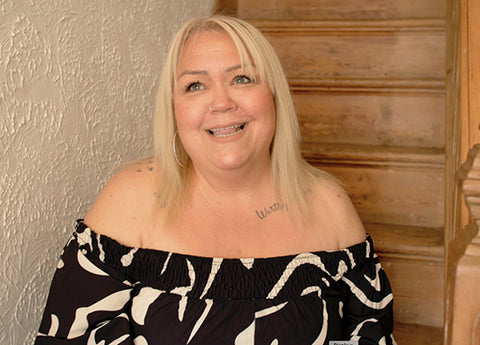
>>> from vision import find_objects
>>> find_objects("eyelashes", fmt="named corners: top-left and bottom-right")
top-left (184, 81), bottom-right (203, 92)
top-left (182, 75), bottom-right (257, 93)
top-left (233, 75), bottom-right (255, 85)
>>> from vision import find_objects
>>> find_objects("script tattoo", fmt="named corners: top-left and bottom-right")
top-left (255, 202), bottom-right (286, 220)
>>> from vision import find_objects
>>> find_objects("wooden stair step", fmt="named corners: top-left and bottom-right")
top-left (365, 223), bottom-right (444, 258)
top-left (317, 163), bottom-right (444, 229)
top-left (362, 224), bottom-right (444, 328)
top-left (259, 29), bottom-right (445, 83)
top-left (394, 322), bottom-right (443, 345)
top-left (295, 90), bottom-right (446, 150)
top-left (304, 147), bottom-right (445, 231)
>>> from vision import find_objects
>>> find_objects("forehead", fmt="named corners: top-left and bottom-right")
top-left (177, 30), bottom-right (247, 70)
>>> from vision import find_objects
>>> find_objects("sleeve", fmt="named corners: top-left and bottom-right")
top-left (341, 253), bottom-right (396, 345)
top-left (34, 232), bottom-right (134, 345)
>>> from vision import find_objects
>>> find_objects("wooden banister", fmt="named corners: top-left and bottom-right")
top-left (450, 144), bottom-right (480, 344)
top-left (445, 0), bottom-right (480, 342)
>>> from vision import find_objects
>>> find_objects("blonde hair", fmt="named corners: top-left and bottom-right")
top-left (153, 15), bottom-right (332, 222)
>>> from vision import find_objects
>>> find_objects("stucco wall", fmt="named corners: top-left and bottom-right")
top-left (0, 0), bottom-right (214, 343)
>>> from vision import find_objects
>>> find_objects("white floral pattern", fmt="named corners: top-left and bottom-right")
top-left (35, 220), bottom-right (395, 345)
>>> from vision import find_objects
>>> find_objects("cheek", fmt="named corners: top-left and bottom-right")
top-left (265, 98), bottom-right (277, 141)
top-left (257, 94), bottom-right (276, 127)
top-left (256, 89), bottom-right (275, 115)
top-left (173, 100), bottom-right (201, 131)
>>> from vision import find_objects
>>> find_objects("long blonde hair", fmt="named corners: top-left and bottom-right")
top-left (153, 15), bottom-right (331, 222)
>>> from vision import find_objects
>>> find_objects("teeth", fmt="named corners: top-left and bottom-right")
top-left (210, 123), bottom-right (244, 132)
top-left (208, 123), bottom-right (245, 138)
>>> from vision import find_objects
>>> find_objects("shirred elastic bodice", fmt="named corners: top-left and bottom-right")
top-left (76, 220), bottom-right (372, 300)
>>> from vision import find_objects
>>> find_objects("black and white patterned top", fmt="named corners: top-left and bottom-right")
top-left (35, 220), bottom-right (395, 345)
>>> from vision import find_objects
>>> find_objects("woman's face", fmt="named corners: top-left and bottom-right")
top-left (173, 30), bottom-right (276, 174)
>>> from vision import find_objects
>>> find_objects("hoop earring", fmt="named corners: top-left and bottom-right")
top-left (172, 130), bottom-right (185, 168)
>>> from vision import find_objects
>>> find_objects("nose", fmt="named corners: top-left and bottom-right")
top-left (209, 83), bottom-right (236, 113)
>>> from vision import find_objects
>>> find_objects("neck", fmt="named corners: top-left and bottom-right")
top-left (188, 159), bottom-right (276, 205)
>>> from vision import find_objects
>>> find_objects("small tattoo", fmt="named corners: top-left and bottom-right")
top-left (255, 202), bottom-right (286, 220)
top-left (136, 167), bottom-right (153, 173)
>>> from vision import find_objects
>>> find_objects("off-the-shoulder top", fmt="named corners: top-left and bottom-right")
top-left (35, 220), bottom-right (395, 345)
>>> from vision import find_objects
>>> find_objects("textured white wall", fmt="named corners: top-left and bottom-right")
top-left (0, 0), bottom-right (214, 343)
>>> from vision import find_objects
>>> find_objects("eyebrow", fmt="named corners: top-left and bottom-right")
top-left (176, 70), bottom-right (207, 80)
top-left (176, 64), bottom-right (255, 80)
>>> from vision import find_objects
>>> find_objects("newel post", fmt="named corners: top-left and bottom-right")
top-left (450, 144), bottom-right (480, 344)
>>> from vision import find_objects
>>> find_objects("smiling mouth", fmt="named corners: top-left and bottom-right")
top-left (207, 123), bottom-right (246, 138)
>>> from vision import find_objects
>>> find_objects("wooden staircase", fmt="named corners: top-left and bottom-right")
top-left (215, 0), bottom-right (448, 343)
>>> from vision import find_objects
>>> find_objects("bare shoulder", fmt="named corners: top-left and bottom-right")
top-left (309, 173), bottom-right (366, 249)
top-left (84, 158), bottom-right (160, 246)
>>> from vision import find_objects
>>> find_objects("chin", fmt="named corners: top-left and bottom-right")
top-left (214, 160), bottom-right (248, 171)
top-left (211, 154), bottom-right (252, 171)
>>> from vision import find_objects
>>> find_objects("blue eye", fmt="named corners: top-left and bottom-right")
top-left (233, 75), bottom-right (253, 85)
top-left (185, 81), bottom-right (204, 92)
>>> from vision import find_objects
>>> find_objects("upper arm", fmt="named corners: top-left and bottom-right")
top-left (311, 177), bottom-right (366, 249)
top-left (84, 159), bottom-right (159, 246)
top-left (332, 183), bottom-right (366, 241)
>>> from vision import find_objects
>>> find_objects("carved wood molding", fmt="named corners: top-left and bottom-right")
top-left (302, 143), bottom-right (445, 168)
top-left (288, 78), bottom-right (445, 91)
top-left (457, 144), bottom-right (480, 256)
top-left (249, 19), bottom-right (446, 32)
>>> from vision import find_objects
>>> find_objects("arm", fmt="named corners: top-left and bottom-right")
top-left (310, 176), bottom-right (367, 250)
top-left (84, 159), bottom-right (159, 248)
top-left (36, 160), bottom-right (158, 344)
top-left (341, 246), bottom-right (395, 344)
top-left (35, 223), bottom-right (134, 344)
top-left (312, 175), bottom-right (395, 343)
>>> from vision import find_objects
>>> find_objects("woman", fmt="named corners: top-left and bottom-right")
top-left (35, 15), bottom-right (395, 345)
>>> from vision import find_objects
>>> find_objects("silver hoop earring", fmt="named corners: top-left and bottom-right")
top-left (172, 130), bottom-right (185, 168)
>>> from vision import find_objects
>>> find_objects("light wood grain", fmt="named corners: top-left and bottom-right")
top-left (366, 223), bottom-right (444, 257)
top-left (381, 256), bottom-right (444, 327)
top-left (394, 323), bottom-right (443, 345)
top-left (294, 91), bottom-right (445, 148)
top-left (264, 31), bottom-right (445, 82)
top-left (317, 164), bottom-right (445, 228)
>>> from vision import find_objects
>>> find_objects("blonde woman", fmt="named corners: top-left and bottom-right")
top-left (36, 15), bottom-right (395, 345)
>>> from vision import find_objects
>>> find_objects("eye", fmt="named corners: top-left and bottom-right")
top-left (233, 75), bottom-right (254, 85)
top-left (185, 81), bottom-right (204, 92)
